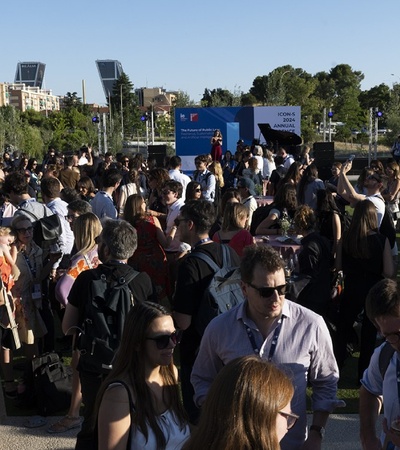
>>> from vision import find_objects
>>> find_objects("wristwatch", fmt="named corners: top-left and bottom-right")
top-left (310, 425), bottom-right (325, 439)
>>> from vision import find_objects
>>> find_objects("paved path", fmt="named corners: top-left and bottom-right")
top-left (0, 414), bottom-right (384, 449)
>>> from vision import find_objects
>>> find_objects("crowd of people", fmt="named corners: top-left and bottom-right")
top-left (0, 138), bottom-right (399, 449)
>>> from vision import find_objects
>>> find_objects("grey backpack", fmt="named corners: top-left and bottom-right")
top-left (190, 245), bottom-right (244, 336)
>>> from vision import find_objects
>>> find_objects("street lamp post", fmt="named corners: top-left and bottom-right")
top-left (279, 70), bottom-right (291, 105)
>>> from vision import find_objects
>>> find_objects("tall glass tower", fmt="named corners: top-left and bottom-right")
top-left (14, 62), bottom-right (46, 88)
top-left (95, 60), bottom-right (124, 100)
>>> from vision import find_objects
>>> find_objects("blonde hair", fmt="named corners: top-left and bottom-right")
top-left (248, 157), bottom-right (259, 171)
top-left (209, 161), bottom-right (225, 188)
top-left (0, 226), bottom-right (12, 237)
top-left (72, 212), bottom-right (102, 256)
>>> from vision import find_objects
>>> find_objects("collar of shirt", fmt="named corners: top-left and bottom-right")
top-left (236, 299), bottom-right (291, 328)
top-left (99, 191), bottom-right (114, 201)
top-left (168, 198), bottom-right (184, 213)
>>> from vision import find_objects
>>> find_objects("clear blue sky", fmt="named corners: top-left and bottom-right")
top-left (1, 0), bottom-right (399, 106)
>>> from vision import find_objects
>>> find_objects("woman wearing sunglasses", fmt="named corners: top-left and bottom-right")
top-left (182, 355), bottom-right (296, 450)
top-left (10, 216), bottom-right (54, 378)
top-left (97, 302), bottom-right (189, 450)
top-left (185, 181), bottom-right (202, 203)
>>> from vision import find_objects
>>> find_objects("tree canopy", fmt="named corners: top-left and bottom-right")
top-left (0, 62), bottom-right (398, 157)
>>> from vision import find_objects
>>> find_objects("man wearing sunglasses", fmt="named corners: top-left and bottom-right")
top-left (191, 245), bottom-right (343, 450)
top-left (360, 279), bottom-right (400, 449)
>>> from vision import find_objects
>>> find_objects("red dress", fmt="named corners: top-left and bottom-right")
top-left (211, 139), bottom-right (222, 162)
top-left (128, 215), bottom-right (169, 301)
top-left (212, 229), bottom-right (254, 258)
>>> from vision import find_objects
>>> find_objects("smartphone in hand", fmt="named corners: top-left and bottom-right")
top-left (347, 154), bottom-right (356, 162)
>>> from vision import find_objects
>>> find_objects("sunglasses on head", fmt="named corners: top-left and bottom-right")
top-left (247, 282), bottom-right (287, 298)
top-left (146, 330), bottom-right (183, 349)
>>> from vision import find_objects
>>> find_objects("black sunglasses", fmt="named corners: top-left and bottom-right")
top-left (367, 175), bottom-right (381, 182)
top-left (279, 411), bottom-right (299, 430)
top-left (15, 226), bottom-right (34, 234)
top-left (247, 282), bottom-right (287, 298)
top-left (146, 330), bottom-right (183, 349)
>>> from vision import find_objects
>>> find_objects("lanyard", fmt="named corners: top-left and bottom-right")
top-left (192, 237), bottom-right (211, 249)
top-left (22, 249), bottom-right (36, 278)
top-left (245, 317), bottom-right (284, 361)
top-left (396, 358), bottom-right (400, 406)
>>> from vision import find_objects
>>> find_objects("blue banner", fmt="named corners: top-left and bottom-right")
top-left (175, 106), bottom-right (301, 171)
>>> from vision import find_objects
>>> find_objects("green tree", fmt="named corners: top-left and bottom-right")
top-left (240, 93), bottom-right (257, 106)
top-left (170, 91), bottom-right (196, 131)
top-left (155, 114), bottom-right (172, 138)
top-left (385, 83), bottom-right (400, 139)
top-left (109, 73), bottom-right (140, 139)
top-left (63, 92), bottom-right (83, 112)
top-left (249, 75), bottom-right (269, 105)
top-left (20, 124), bottom-right (44, 158)
top-left (359, 84), bottom-right (391, 128)
top-left (173, 91), bottom-right (196, 108)
top-left (201, 88), bottom-right (235, 107)
top-left (328, 64), bottom-right (364, 128)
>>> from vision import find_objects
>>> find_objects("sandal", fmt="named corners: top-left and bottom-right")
top-left (23, 416), bottom-right (47, 428)
top-left (47, 415), bottom-right (83, 434)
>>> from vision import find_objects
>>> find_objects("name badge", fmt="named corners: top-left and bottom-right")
top-left (32, 283), bottom-right (41, 300)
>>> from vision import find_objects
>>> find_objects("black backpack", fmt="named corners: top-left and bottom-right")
top-left (189, 245), bottom-right (245, 336)
top-left (20, 207), bottom-right (62, 247)
top-left (77, 267), bottom-right (138, 374)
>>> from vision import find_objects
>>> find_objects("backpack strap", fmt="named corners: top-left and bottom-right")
top-left (121, 269), bottom-right (139, 285)
top-left (19, 208), bottom-right (39, 222)
top-left (379, 341), bottom-right (395, 379)
top-left (189, 244), bottom-right (231, 273)
top-left (102, 266), bottom-right (139, 285)
top-left (220, 243), bottom-right (231, 267)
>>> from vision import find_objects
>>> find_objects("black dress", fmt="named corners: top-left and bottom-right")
top-left (335, 233), bottom-right (386, 379)
top-left (296, 232), bottom-right (332, 317)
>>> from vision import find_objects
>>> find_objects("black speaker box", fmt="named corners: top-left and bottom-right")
top-left (148, 145), bottom-right (167, 167)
